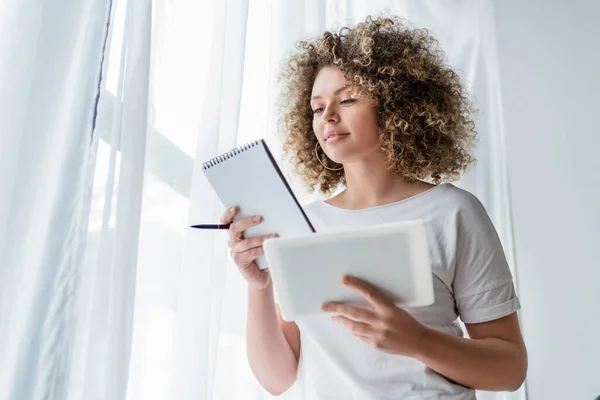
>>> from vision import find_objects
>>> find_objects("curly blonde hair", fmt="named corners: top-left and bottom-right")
top-left (277, 15), bottom-right (477, 195)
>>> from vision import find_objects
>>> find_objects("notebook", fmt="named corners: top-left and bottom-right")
top-left (202, 139), bottom-right (316, 269)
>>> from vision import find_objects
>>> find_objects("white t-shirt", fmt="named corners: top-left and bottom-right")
top-left (289, 183), bottom-right (520, 400)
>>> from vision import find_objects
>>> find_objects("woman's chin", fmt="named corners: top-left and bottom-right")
top-left (327, 156), bottom-right (348, 167)
top-left (323, 152), bottom-right (345, 165)
top-left (325, 148), bottom-right (358, 165)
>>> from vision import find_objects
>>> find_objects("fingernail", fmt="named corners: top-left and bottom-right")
top-left (271, 234), bottom-right (279, 238)
top-left (253, 216), bottom-right (262, 222)
top-left (229, 207), bottom-right (236, 213)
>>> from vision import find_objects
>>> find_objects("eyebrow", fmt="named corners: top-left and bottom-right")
top-left (310, 85), bottom-right (349, 100)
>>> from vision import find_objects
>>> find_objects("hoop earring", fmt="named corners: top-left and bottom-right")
top-left (314, 141), bottom-right (343, 171)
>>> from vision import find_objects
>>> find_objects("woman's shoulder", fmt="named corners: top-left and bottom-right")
top-left (301, 198), bottom-right (328, 212)
top-left (434, 184), bottom-right (495, 232)
top-left (433, 183), bottom-right (485, 211)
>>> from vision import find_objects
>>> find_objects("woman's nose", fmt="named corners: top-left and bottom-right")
top-left (322, 106), bottom-right (339, 123)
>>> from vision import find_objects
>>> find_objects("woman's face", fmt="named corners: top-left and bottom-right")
top-left (310, 66), bottom-right (380, 165)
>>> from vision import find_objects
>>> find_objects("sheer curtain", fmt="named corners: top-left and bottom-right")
top-left (0, 0), bottom-right (112, 398)
top-left (0, 0), bottom-right (524, 400)
top-left (67, 0), bottom-right (152, 397)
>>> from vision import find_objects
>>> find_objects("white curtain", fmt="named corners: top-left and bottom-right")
top-left (68, 0), bottom-right (153, 397)
top-left (0, 0), bottom-right (524, 400)
top-left (0, 0), bottom-right (113, 398)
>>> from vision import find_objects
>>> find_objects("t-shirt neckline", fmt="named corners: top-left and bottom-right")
top-left (320, 182), bottom-right (450, 212)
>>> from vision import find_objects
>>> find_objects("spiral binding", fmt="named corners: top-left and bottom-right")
top-left (202, 139), bottom-right (262, 170)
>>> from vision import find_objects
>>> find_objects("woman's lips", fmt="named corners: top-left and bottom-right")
top-left (325, 133), bottom-right (350, 143)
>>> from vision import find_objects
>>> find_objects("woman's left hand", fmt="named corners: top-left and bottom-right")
top-left (321, 275), bottom-right (429, 358)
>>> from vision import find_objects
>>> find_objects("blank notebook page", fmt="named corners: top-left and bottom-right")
top-left (202, 139), bottom-right (315, 269)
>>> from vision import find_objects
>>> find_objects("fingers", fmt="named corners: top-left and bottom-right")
top-left (321, 302), bottom-right (376, 323)
top-left (231, 246), bottom-right (266, 270)
top-left (229, 215), bottom-right (263, 246)
top-left (342, 275), bottom-right (391, 309)
top-left (230, 215), bottom-right (263, 235)
top-left (221, 206), bottom-right (264, 246)
top-left (331, 315), bottom-right (373, 337)
top-left (220, 206), bottom-right (238, 224)
top-left (232, 233), bottom-right (279, 254)
top-left (230, 233), bottom-right (279, 270)
top-left (220, 207), bottom-right (274, 290)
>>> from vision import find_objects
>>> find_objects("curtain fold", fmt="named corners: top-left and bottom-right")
top-left (0, 0), bottom-right (113, 399)
top-left (67, 0), bottom-right (153, 398)
top-left (168, 0), bottom-right (250, 399)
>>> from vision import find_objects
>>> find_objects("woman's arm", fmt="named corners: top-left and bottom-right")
top-left (322, 275), bottom-right (527, 392)
top-left (220, 207), bottom-right (301, 395)
top-left (246, 281), bottom-right (300, 396)
top-left (415, 313), bottom-right (527, 391)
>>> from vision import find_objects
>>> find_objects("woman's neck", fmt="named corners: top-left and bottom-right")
top-left (329, 158), bottom-right (435, 210)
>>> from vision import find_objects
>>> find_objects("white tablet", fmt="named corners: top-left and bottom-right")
top-left (263, 219), bottom-right (435, 322)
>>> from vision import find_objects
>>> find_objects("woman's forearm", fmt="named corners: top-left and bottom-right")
top-left (415, 327), bottom-right (527, 391)
top-left (246, 281), bottom-right (298, 395)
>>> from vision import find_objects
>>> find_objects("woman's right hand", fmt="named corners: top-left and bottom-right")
top-left (221, 206), bottom-right (278, 290)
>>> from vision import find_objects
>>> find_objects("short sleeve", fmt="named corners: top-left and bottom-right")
top-left (452, 195), bottom-right (521, 324)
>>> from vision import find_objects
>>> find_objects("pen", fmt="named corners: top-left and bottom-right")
top-left (190, 224), bottom-right (230, 230)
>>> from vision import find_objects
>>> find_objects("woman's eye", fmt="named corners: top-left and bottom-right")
top-left (312, 99), bottom-right (354, 115)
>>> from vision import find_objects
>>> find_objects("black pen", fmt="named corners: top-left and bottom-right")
top-left (190, 224), bottom-right (230, 230)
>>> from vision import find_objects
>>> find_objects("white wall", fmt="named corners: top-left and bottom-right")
top-left (494, 1), bottom-right (600, 399)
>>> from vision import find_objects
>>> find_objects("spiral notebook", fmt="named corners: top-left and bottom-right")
top-left (202, 139), bottom-right (316, 269)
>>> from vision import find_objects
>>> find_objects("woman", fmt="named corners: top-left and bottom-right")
top-left (221, 16), bottom-right (527, 399)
